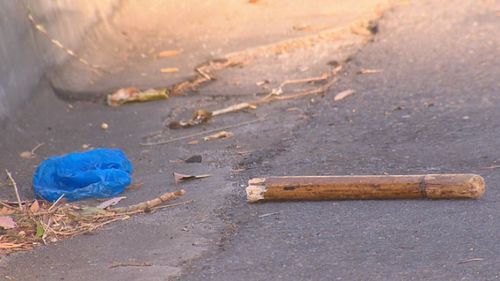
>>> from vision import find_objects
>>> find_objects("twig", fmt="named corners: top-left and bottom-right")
top-left (0, 243), bottom-right (27, 249)
top-left (254, 78), bottom-right (338, 105)
top-left (89, 200), bottom-right (194, 218)
top-left (208, 66), bottom-right (341, 118)
top-left (457, 258), bottom-right (484, 264)
top-left (111, 190), bottom-right (186, 213)
top-left (109, 262), bottom-right (153, 269)
top-left (141, 117), bottom-right (265, 146)
top-left (30, 143), bottom-right (45, 154)
top-left (258, 211), bottom-right (281, 218)
top-left (275, 73), bottom-right (329, 94)
top-left (48, 194), bottom-right (65, 212)
top-left (195, 67), bottom-right (212, 80)
top-left (358, 68), bottom-right (383, 74)
top-left (212, 103), bottom-right (255, 116)
top-left (5, 170), bottom-right (22, 211)
top-left (151, 200), bottom-right (194, 211)
top-left (88, 217), bottom-right (128, 232)
top-left (0, 201), bottom-right (18, 210)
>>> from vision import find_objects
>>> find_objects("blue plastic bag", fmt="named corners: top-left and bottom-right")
top-left (32, 148), bottom-right (133, 202)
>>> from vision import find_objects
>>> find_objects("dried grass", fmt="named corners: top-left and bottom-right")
top-left (0, 190), bottom-right (186, 255)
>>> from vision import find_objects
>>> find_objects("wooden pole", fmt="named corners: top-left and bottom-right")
top-left (246, 174), bottom-right (485, 202)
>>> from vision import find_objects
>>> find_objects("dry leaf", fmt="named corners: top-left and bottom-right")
top-left (203, 131), bottom-right (233, 141)
top-left (160, 68), bottom-right (179, 73)
top-left (334, 89), bottom-right (355, 101)
top-left (29, 200), bottom-right (40, 213)
top-left (97, 197), bottom-right (127, 209)
top-left (0, 207), bottom-right (15, 216)
top-left (173, 172), bottom-right (211, 184)
top-left (0, 216), bottom-right (17, 229)
top-left (188, 140), bottom-right (199, 145)
top-left (107, 88), bottom-right (168, 107)
top-left (158, 50), bottom-right (180, 58)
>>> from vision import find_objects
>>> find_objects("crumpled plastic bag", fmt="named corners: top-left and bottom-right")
top-left (32, 148), bottom-right (133, 202)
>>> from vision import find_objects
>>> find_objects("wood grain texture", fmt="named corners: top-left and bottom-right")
top-left (246, 174), bottom-right (485, 202)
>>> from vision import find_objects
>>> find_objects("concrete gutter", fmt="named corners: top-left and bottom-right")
top-left (0, 0), bottom-right (119, 123)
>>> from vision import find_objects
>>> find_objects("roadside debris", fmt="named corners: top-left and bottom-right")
top-left (32, 148), bottom-right (133, 202)
top-left (168, 109), bottom-right (212, 129)
top-left (160, 67), bottom-right (179, 73)
top-left (0, 190), bottom-right (185, 254)
top-left (0, 216), bottom-right (16, 229)
top-left (246, 174), bottom-right (485, 202)
top-left (195, 67), bottom-right (213, 81)
top-left (167, 15), bottom-right (373, 96)
top-left (173, 172), bottom-right (211, 184)
top-left (107, 88), bottom-right (168, 107)
top-left (170, 58), bottom-right (242, 95)
top-left (142, 117), bottom-right (264, 146)
top-left (100, 122), bottom-right (109, 130)
top-left (96, 197), bottom-right (127, 209)
top-left (334, 89), bottom-right (355, 101)
top-left (0, 206), bottom-right (18, 216)
top-left (167, 66), bottom-right (341, 130)
top-left (203, 131), bottom-right (233, 141)
top-left (19, 143), bottom-right (45, 159)
top-left (358, 68), bottom-right (383, 74)
top-left (29, 200), bottom-right (40, 213)
top-left (157, 49), bottom-right (180, 58)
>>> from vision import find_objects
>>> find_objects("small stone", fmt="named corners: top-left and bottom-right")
top-left (101, 123), bottom-right (109, 130)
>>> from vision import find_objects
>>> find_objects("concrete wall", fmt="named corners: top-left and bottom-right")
top-left (0, 0), bottom-right (119, 122)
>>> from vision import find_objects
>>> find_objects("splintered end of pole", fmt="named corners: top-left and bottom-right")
top-left (246, 178), bottom-right (266, 203)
